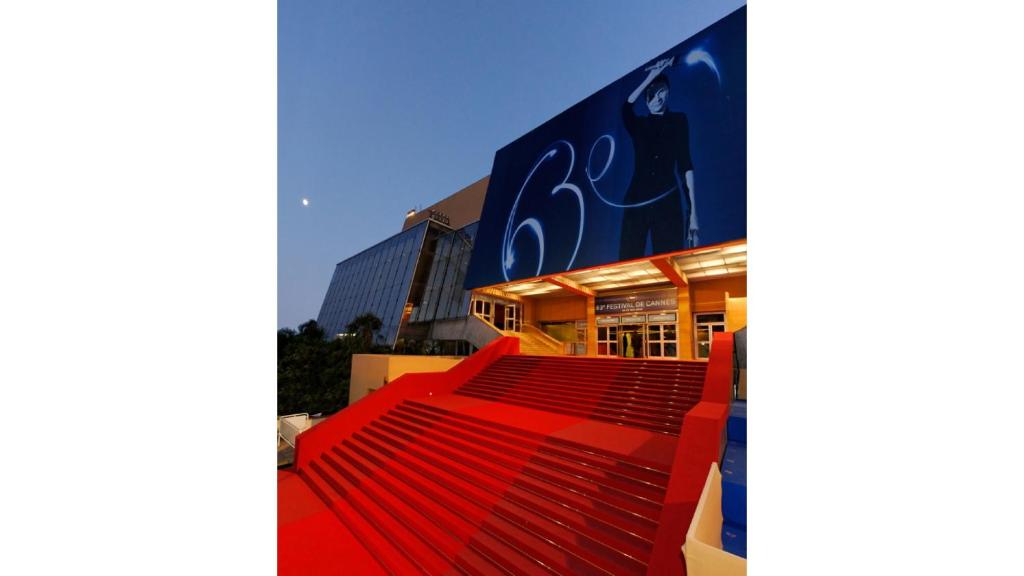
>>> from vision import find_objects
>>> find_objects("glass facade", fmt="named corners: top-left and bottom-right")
top-left (409, 222), bottom-right (478, 324)
top-left (316, 221), bottom-right (429, 346)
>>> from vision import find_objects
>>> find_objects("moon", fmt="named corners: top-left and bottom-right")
top-left (301, 197), bottom-right (310, 207)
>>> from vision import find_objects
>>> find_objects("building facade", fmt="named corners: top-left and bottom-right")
top-left (317, 6), bottom-right (746, 360)
top-left (316, 178), bottom-right (488, 350)
top-left (317, 182), bottom-right (746, 360)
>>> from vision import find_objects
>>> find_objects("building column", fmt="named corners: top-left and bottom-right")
top-left (677, 287), bottom-right (694, 360)
top-left (522, 298), bottom-right (535, 326)
top-left (725, 291), bottom-right (747, 332)
top-left (586, 296), bottom-right (597, 356)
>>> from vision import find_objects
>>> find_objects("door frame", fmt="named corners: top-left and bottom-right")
top-left (693, 312), bottom-right (727, 359)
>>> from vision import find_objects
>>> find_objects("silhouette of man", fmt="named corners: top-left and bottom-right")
top-left (619, 57), bottom-right (698, 260)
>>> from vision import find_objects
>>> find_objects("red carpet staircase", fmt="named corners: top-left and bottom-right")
top-left (455, 355), bottom-right (707, 435)
top-left (279, 336), bottom-right (734, 576)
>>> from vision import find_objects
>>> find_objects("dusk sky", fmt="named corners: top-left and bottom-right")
top-left (278, 0), bottom-right (746, 330)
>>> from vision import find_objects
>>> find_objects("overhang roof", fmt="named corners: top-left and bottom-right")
top-left (481, 240), bottom-right (747, 299)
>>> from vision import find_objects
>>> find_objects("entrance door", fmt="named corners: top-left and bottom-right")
top-left (694, 313), bottom-right (726, 359)
top-left (597, 325), bottom-right (619, 356)
top-left (503, 304), bottom-right (520, 332)
top-left (619, 324), bottom-right (645, 359)
top-left (647, 323), bottom-right (679, 358)
top-left (493, 304), bottom-right (506, 330)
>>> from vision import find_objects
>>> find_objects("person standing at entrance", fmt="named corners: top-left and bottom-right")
top-left (619, 56), bottom-right (698, 260)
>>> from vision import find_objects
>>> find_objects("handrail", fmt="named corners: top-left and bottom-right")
top-left (521, 323), bottom-right (564, 348)
top-left (277, 413), bottom-right (310, 448)
top-left (470, 313), bottom-right (505, 336)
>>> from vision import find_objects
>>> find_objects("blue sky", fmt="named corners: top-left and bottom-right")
top-left (278, 0), bottom-right (746, 330)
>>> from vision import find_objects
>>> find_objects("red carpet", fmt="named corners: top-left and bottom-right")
top-left (279, 334), bottom-right (734, 575)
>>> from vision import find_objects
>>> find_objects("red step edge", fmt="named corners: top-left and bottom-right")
top-left (294, 336), bottom-right (520, 470)
top-left (645, 331), bottom-right (735, 576)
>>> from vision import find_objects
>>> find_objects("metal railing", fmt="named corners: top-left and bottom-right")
top-left (278, 413), bottom-right (311, 448)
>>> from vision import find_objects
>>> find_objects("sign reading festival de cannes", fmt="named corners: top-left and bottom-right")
top-left (595, 288), bottom-right (677, 315)
top-left (464, 6), bottom-right (746, 290)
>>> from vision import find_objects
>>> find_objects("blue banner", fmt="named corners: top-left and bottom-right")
top-left (465, 6), bottom-right (746, 289)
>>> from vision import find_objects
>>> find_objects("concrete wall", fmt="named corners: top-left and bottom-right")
top-left (429, 315), bottom-right (503, 351)
top-left (725, 293), bottom-right (747, 332)
top-left (691, 276), bottom-right (747, 313)
top-left (533, 295), bottom-right (587, 323)
top-left (350, 354), bottom-right (464, 405)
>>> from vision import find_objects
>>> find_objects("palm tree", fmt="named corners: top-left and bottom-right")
top-left (347, 313), bottom-right (382, 350)
top-left (297, 319), bottom-right (325, 340)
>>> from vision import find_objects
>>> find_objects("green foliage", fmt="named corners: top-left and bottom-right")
top-left (347, 313), bottom-right (383, 349)
top-left (277, 323), bottom-right (334, 415)
top-left (277, 316), bottom-right (387, 416)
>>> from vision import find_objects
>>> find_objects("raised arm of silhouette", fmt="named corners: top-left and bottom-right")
top-left (619, 56), bottom-right (699, 260)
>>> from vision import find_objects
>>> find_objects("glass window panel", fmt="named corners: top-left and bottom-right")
top-left (598, 343), bottom-right (607, 355)
top-left (390, 224), bottom-right (429, 343)
top-left (436, 237), bottom-right (458, 319)
top-left (421, 241), bottom-right (444, 320)
top-left (664, 325), bottom-right (676, 341)
top-left (665, 343), bottom-right (677, 357)
top-left (425, 234), bottom-right (452, 321)
top-left (442, 233), bottom-right (464, 319)
top-left (312, 222), bottom-right (429, 346)
top-left (395, 240), bottom-right (415, 297)
top-left (697, 342), bottom-right (710, 358)
top-left (598, 327), bottom-right (607, 340)
top-left (409, 239), bottom-right (430, 319)
top-left (372, 255), bottom-right (395, 322)
top-left (697, 313), bottom-right (725, 323)
top-left (352, 252), bottom-right (374, 318)
top-left (448, 237), bottom-right (472, 319)
top-left (610, 343), bottom-right (618, 355)
top-left (348, 262), bottom-right (368, 320)
top-left (368, 242), bottom-right (394, 313)
top-left (446, 233), bottom-right (467, 319)
top-left (371, 241), bottom-right (392, 309)
top-left (389, 245), bottom-right (408, 306)
top-left (380, 263), bottom-right (400, 338)
top-left (381, 296), bottom-right (398, 337)
top-left (649, 343), bottom-right (660, 357)
top-left (383, 234), bottom-right (419, 342)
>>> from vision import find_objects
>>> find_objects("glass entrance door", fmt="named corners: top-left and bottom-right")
top-left (647, 323), bottom-right (679, 358)
top-left (694, 313), bottom-right (726, 359)
top-left (597, 325), bottom-right (619, 356)
top-left (503, 304), bottom-right (520, 332)
top-left (619, 324), bottom-right (645, 359)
